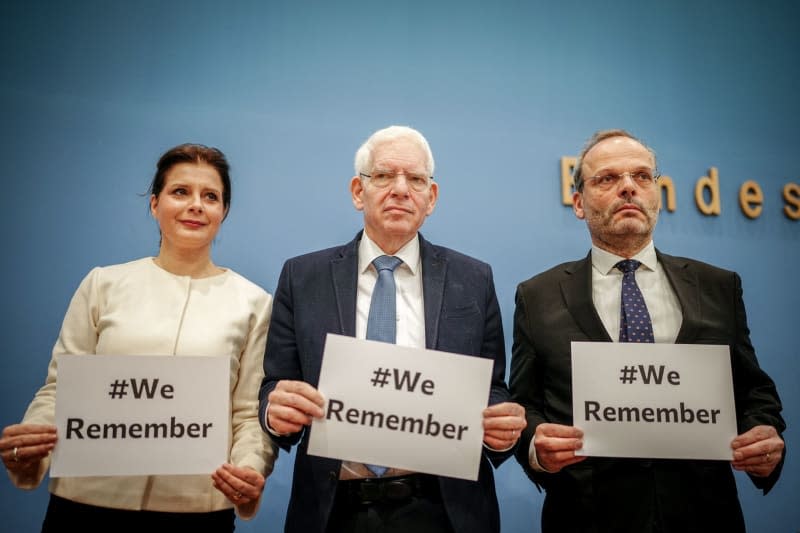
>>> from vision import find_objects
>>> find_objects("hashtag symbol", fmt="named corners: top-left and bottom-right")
top-left (370, 368), bottom-right (391, 388)
top-left (108, 379), bottom-right (129, 399)
top-left (618, 365), bottom-right (637, 384)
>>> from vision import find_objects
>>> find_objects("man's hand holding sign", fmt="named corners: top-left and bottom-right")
top-left (731, 425), bottom-right (784, 477)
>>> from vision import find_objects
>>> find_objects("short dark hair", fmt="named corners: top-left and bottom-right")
top-left (573, 129), bottom-right (656, 191)
top-left (148, 143), bottom-right (231, 217)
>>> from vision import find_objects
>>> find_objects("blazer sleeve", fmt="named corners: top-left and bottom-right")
top-left (484, 266), bottom-right (509, 406)
top-left (729, 272), bottom-right (786, 493)
top-left (481, 265), bottom-right (515, 467)
top-left (258, 260), bottom-right (305, 451)
top-left (509, 283), bottom-right (548, 485)
top-left (230, 286), bottom-right (278, 519)
top-left (11, 268), bottom-right (101, 489)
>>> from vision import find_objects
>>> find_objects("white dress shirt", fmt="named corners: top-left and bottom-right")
top-left (355, 232), bottom-right (426, 348)
top-left (590, 241), bottom-right (682, 343)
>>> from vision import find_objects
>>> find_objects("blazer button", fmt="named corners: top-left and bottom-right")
top-left (329, 471), bottom-right (338, 481)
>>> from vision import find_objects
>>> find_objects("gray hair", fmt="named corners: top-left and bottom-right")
top-left (354, 125), bottom-right (435, 177)
top-left (573, 129), bottom-right (657, 191)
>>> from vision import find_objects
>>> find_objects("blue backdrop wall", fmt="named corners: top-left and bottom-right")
top-left (1, 1), bottom-right (797, 531)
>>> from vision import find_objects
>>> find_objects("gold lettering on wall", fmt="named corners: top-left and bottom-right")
top-left (739, 180), bottom-right (763, 219)
top-left (695, 167), bottom-right (721, 215)
top-left (784, 182), bottom-right (800, 220)
top-left (658, 175), bottom-right (676, 212)
top-left (561, 156), bottom-right (577, 205)
top-left (557, 157), bottom-right (796, 222)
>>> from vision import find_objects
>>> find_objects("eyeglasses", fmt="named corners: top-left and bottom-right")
top-left (359, 171), bottom-right (432, 192)
top-left (582, 170), bottom-right (660, 191)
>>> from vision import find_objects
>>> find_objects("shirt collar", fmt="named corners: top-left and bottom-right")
top-left (591, 240), bottom-right (657, 275)
top-left (358, 231), bottom-right (421, 275)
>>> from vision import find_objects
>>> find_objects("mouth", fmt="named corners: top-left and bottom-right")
top-left (384, 206), bottom-right (413, 214)
top-left (179, 220), bottom-right (207, 228)
top-left (615, 203), bottom-right (643, 215)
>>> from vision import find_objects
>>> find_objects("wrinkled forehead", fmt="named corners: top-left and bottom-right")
top-left (583, 136), bottom-right (655, 174)
top-left (370, 138), bottom-right (430, 172)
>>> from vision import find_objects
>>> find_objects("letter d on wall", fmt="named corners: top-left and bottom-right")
top-left (695, 167), bottom-right (721, 215)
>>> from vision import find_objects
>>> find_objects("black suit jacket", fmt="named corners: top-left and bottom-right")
top-left (259, 232), bottom-right (512, 533)
top-left (510, 250), bottom-right (785, 533)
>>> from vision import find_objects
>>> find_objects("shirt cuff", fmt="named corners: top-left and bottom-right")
top-left (528, 435), bottom-right (552, 473)
top-left (483, 441), bottom-right (515, 453)
top-left (264, 402), bottom-right (289, 437)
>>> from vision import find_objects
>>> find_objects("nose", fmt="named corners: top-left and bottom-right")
top-left (188, 192), bottom-right (204, 212)
top-left (389, 174), bottom-right (411, 195)
top-left (618, 173), bottom-right (637, 197)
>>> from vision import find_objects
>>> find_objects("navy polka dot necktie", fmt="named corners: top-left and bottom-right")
top-left (616, 259), bottom-right (654, 343)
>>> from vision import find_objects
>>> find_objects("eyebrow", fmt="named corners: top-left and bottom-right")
top-left (372, 168), bottom-right (427, 175)
top-left (168, 181), bottom-right (221, 189)
top-left (592, 165), bottom-right (652, 175)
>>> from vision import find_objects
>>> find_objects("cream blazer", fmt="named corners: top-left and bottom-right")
top-left (10, 258), bottom-right (275, 519)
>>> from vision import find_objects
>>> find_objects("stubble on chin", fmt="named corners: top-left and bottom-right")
top-left (586, 208), bottom-right (657, 256)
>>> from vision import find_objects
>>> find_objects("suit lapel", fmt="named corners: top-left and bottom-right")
top-left (657, 251), bottom-right (700, 343)
top-left (419, 234), bottom-right (445, 349)
top-left (330, 234), bottom-right (360, 337)
top-left (562, 252), bottom-right (613, 342)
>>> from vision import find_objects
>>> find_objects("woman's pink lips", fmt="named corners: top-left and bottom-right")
top-left (180, 220), bottom-right (206, 228)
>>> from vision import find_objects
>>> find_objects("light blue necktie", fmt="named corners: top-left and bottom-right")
top-left (366, 255), bottom-right (403, 344)
top-left (364, 255), bottom-right (402, 476)
top-left (616, 259), bottom-right (655, 343)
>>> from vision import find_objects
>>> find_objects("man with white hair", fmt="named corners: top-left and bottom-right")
top-left (260, 125), bottom-right (526, 532)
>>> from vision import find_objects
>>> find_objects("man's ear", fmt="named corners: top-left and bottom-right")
top-left (350, 175), bottom-right (365, 211)
top-left (573, 191), bottom-right (585, 220)
top-left (425, 181), bottom-right (439, 216)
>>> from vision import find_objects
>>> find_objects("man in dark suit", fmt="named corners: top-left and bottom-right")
top-left (259, 125), bottom-right (526, 533)
top-left (510, 129), bottom-right (785, 533)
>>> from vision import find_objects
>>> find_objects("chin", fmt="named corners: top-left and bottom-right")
top-left (612, 216), bottom-right (650, 230)
top-left (172, 236), bottom-right (215, 249)
top-left (382, 222), bottom-right (415, 235)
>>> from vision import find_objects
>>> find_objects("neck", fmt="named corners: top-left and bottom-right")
top-left (366, 230), bottom-right (416, 256)
top-left (593, 235), bottom-right (650, 259)
top-left (154, 243), bottom-right (220, 278)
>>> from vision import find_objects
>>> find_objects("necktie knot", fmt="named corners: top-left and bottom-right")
top-left (615, 259), bottom-right (642, 274)
top-left (373, 255), bottom-right (402, 273)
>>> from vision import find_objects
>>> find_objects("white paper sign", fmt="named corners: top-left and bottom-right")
top-left (51, 355), bottom-right (229, 477)
top-left (571, 342), bottom-right (737, 460)
top-left (307, 334), bottom-right (493, 481)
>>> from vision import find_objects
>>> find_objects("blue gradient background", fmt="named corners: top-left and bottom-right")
top-left (1, 1), bottom-right (797, 531)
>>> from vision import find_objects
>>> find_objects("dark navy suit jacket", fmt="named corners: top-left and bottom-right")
top-left (259, 232), bottom-right (512, 533)
top-left (510, 250), bottom-right (785, 533)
